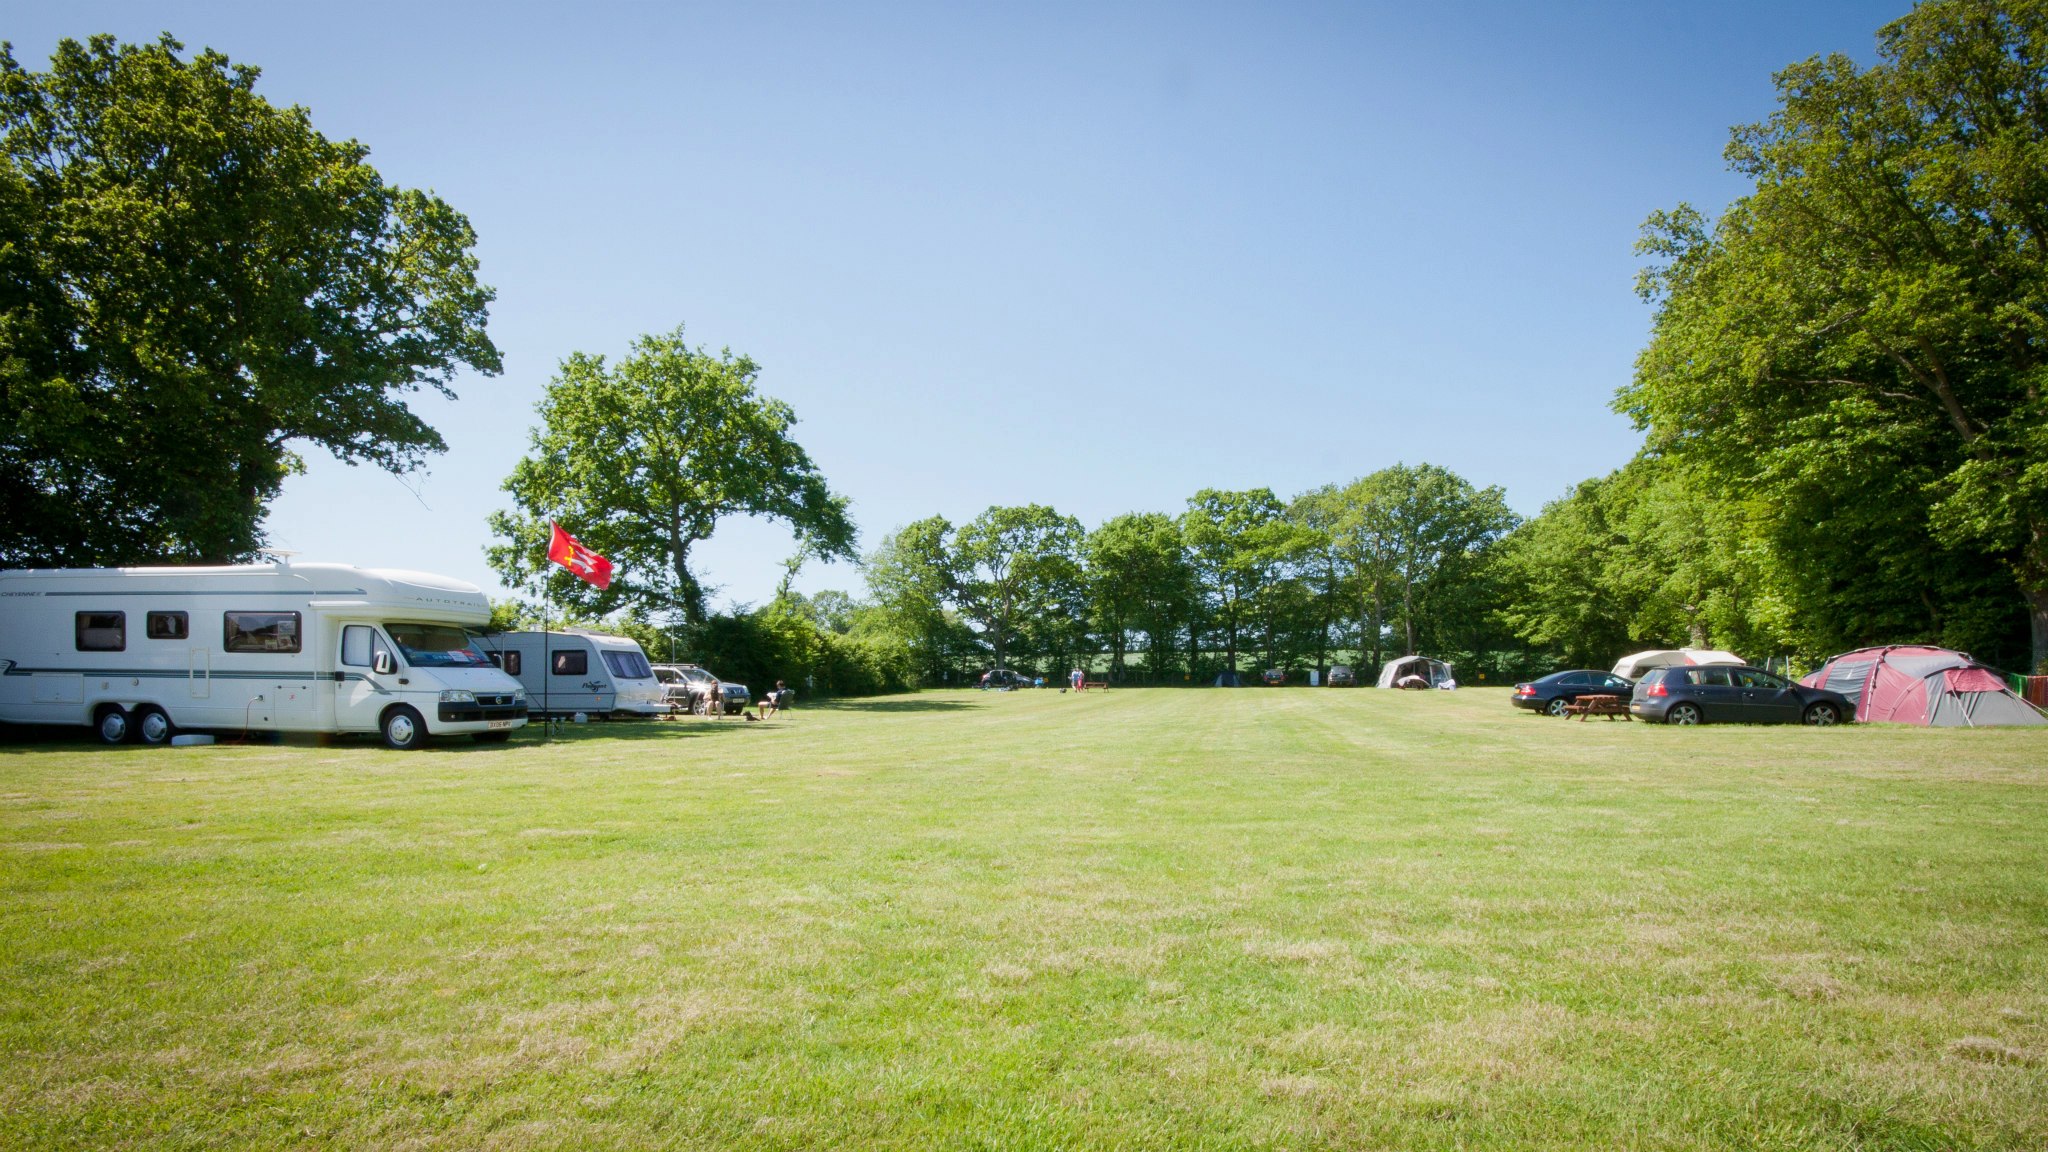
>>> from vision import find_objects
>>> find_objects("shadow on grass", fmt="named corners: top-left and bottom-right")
top-left (0, 716), bottom-right (761, 755)
top-left (810, 697), bottom-right (986, 713)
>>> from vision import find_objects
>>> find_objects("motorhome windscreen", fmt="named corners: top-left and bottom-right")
top-left (603, 651), bottom-right (653, 679)
top-left (386, 624), bottom-right (494, 668)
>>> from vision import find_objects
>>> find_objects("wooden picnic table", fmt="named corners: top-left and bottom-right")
top-left (1566, 693), bottom-right (1632, 721)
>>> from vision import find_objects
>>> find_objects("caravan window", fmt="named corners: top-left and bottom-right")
top-left (488, 650), bottom-right (523, 676)
top-left (146, 611), bottom-right (188, 640)
top-left (225, 611), bottom-right (302, 653)
top-left (75, 612), bottom-right (125, 652)
top-left (552, 650), bottom-right (587, 676)
top-left (603, 651), bottom-right (653, 680)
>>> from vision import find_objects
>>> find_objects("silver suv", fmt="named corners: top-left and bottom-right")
top-left (651, 664), bottom-right (752, 715)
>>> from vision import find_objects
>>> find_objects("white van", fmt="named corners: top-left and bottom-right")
top-left (472, 630), bottom-right (668, 719)
top-left (0, 560), bottom-right (529, 748)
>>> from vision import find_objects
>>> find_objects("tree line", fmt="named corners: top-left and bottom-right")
top-left (9, 3), bottom-right (2047, 680)
top-left (852, 470), bottom-right (1524, 685)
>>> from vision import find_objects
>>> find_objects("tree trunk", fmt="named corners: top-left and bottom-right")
top-left (1225, 596), bottom-right (1240, 672)
top-left (2027, 585), bottom-right (2048, 675)
top-left (992, 592), bottom-right (1009, 669)
top-left (1402, 581), bottom-right (1416, 655)
top-left (2024, 525), bottom-right (2048, 674)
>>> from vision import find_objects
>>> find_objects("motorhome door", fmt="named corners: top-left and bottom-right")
top-left (336, 624), bottom-right (399, 731)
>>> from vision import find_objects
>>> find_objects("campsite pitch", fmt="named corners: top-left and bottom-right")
top-left (2, 688), bottom-right (2045, 1149)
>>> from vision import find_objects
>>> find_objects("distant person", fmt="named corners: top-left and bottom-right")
top-left (1071, 667), bottom-right (1085, 692)
top-left (754, 679), bottom-right (793, 719)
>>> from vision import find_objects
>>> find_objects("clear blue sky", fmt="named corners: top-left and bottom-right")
top-left (13, 1), bottom-right (1910, 609)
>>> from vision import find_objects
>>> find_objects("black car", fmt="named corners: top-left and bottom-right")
top-left (979, 668), bottom-right (1035, 691)
top-left (1512, 669), bottom-right (1636, 716)
top-left (1630, 664), bottom-right (1852, 726)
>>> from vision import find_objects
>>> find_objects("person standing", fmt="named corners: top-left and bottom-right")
top-left (1070, 667), bottom-right (1085, 692)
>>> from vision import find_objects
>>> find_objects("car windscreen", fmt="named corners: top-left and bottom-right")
top-left (603, 650), bottom-right (653, 680)
top-left (387, 624), bottom-right (495, 668)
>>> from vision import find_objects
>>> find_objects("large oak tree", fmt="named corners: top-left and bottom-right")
top-left (1625, 0), bottom-right (2048, 670)
top-left (488, 327), bottom-right (854, 622)
top-left (0, 35), bottom-right (500, 565)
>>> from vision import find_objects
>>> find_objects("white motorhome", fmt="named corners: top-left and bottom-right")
top-left (472, 630), bottom-right (668, 719)
top-left (0, 561), bottom-right (529, 748)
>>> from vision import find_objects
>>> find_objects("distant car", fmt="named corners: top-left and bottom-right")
top-left (651, 663), bottom-right (751, 715)
top-left (980, 668), bottom-right (1033, 691)
top-left (1326, 665), bottom-right (1356, 686)
top-left (1630, 664), bottom-right (1851, 726)
top-left (1512, 669), bottom-right (1636, 716)
top-left (1262, 668), bottom-right (1286, 685)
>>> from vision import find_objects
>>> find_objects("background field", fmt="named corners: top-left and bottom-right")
top-left (3, 688), bottom-right (2045, 1150)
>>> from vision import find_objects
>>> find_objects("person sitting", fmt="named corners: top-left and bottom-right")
top-left (753, 680), bottom-right (794, 719)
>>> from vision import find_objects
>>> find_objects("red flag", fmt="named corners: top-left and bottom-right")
top-left (546, 522), bottom-right (614, 590)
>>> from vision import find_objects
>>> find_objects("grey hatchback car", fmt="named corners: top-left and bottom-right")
top-left (1630, 664), bottom-right (1853, 726)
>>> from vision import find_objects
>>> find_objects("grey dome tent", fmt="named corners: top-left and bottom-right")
top-left (1377, 655), bottom-right (1452, 690)
top-left (1213, 669), bottom-right (1244, 687)
top-left (1800, 645), bottom-right (2046, 727)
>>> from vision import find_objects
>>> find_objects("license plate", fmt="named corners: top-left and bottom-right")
top-left (486, 719), bottom-right (513, 730)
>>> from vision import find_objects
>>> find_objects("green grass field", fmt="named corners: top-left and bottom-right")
top-left (3, 688), bottom-right (2045, 1150)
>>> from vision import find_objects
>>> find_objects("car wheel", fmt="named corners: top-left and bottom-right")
top-left (1803, 703), bottom-right (1841, 727)
top-left (135, 706), bottom-right (173, 747)
top-left (94, 705), bottom-right (130, 745)
top-left (381, 705), bottom-right (426, 750)
top-left (1545, 697), bottom-right (1571, 717)
top-left (471, 731), bottom-right (512, 744)
top-left (692, 696), bottom-right (709, 716)
top-left (1666, 702), bottom-right (1703, 726)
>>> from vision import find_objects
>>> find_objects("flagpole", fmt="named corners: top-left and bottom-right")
top-left (542, 574), bottom-right (552, 742)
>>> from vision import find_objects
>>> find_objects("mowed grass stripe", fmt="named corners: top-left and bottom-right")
top-left (2, 688), bottom-right (2044, 1149)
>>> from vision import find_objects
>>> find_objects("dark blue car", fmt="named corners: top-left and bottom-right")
top-left (1512, 669), bottom-right (1636, 716)
top-left (1630, 664), bottom-right (1852, 726)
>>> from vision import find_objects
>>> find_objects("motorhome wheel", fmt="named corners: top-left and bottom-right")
top-left (94, 706), bottom-right (130, 745)
top-left (135, 706), bottom-right (173, 746)
top-left (381, 705), bottom-right (426, 750)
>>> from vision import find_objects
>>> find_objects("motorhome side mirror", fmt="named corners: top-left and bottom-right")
top-left (373, 652), bottom-right (397, 676)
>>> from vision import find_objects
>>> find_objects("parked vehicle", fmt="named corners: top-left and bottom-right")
top-left (1512, 669), bottom-right (1636, 716)
top-left (1262, 668), bottom-right (1287, 685)
top-left (1629, 664), bottom-right (1853, 726)
top-left (1326, 665), bottom-right (1357, 686)
top-left (473, 630), bottom-right (667, 719)
top-left (650, 663), bottom-right (751, 715)
top-left (980, 669), bottom-right (1033, 690)
top-left (0, 560), bottom-right (528, 748)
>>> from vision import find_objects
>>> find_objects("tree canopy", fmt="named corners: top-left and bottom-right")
top-left (0, 34), bottom-right (500, 566)
top-left (1623, 0), bottom-right (2048, 670)
top-left (487, 327), bottom-right (854, 623)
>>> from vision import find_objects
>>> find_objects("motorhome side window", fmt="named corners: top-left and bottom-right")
top-left (75, 612), bottom-right (125, 651)
top-left (224, 611), bottom-right (302, 654)
top-left (552, 650), bottom-right (587, 676)
top-left (488, 650), bottom-right (522, 676)
top-left (145, 611), bottom-right (188, 640)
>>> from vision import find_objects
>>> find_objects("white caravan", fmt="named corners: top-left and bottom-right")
top-left (0, 561), bottom-right (529, 748)
top-left (472, 630), bottom-right (668, 719)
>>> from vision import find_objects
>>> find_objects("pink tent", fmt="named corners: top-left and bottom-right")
top-left (1800, 646), bottom-right (2046, 727)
